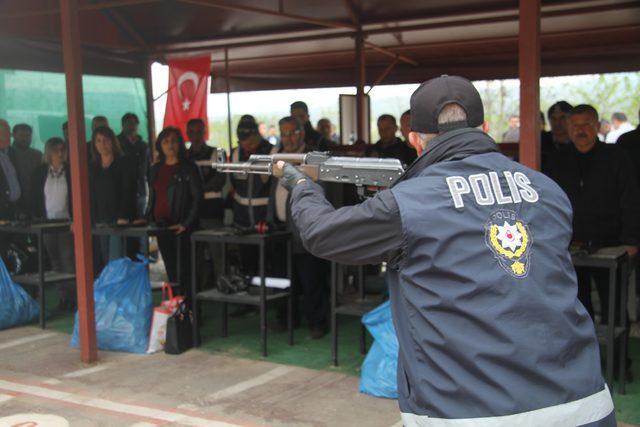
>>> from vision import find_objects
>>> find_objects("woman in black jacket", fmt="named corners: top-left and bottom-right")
top-left (148, 127), bottom-right (202, 295)
top-left (31, 137), bottom-right (75, 309)
top-left (89, 126), bottom-right (137, 273)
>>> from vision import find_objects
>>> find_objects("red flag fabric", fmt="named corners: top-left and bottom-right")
top-left (163, 56), bottom-right (210, 140)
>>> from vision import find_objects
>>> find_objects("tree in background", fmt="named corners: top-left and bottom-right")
top-left (202, 72), bottom-right (639, 148)
top-left (481, 73), bottom-right (640, 142)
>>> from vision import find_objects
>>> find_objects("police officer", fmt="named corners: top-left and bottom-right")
top-left (275, 75), bottom-right (614, 426)
top-left (186, 118), bottom-right (226, 223)
top-left (230, 115), bottom-right (272, 229)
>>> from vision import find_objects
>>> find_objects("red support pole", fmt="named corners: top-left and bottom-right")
top-left (518, 0), bottom-right (541, 170)
top-left (355, 32), bottom-right (366, 142)
top-left (60, 0), bottom-right (97, 363)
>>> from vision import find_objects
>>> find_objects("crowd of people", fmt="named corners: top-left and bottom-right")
top-left (0, 101), bottom-right (416, 339)
top-left (0, 97), bottom-right (639, 343)
top-left (496, 108), bottom-right (638, 147)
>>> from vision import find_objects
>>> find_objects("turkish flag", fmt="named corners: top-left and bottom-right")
top-left (163, 56), bottom-right (210, 140)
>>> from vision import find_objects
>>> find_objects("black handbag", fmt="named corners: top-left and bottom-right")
top-left (164, 302), bottom-right (193, 355)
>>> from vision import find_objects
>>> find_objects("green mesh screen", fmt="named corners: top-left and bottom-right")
top-left (0, 68), bottom-right (148, 151)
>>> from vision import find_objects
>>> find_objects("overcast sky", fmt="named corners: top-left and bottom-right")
top-left (151, 62), bottom-right (637, 131)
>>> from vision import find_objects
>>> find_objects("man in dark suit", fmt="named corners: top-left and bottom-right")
top-left (0, 119), bottom-right (21, 220)
top-left (290, 101), bottom-right (331, 152)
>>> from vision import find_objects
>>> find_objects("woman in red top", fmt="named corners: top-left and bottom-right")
top-left (147, 127), bottom-right (202, 297)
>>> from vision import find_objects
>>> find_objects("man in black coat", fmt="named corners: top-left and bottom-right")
top-left (0, 119), bottom-right (21, 220)
top-left (541, 101), bottom-right (573, 167)
top-left (367, 114), bottom-right (417, 167)
top-left (118, 112), bottom-right (149, 218)
top-left (616, 107), bottom-right (640, 321)
top-left (545, 104), bottom-right (640, 334)
top-left (617, 108), bottom-right (640, 182)
top-left (267, 116), bottom-right (329, 338)
top-left (186, 118), bottom-right (226, 291)
top-left (12, 123), bottom-right (42, 212)
top-left (290, 101), bottom-right (331, 152)
top-left (186, 118), bottom-right (225, 223)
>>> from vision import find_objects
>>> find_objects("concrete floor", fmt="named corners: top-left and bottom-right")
top-left (1, 326), bottom-right (638, 427)
top-left (0, 326), bottom-right (401, 427)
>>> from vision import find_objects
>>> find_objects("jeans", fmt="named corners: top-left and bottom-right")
top-left (93, 235), bottom-right (123, 275)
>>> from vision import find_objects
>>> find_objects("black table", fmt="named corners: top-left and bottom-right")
top-left (92, 225), bottom-right (181, 289)
top-left (330, 262), bottom-right (383, 366)
top-left (572, 246), bottom-right (632, 394)
top-left (91, 224), bottom-right (175, 256)
top-left (0, 221), bottom-right (75, 329)
top-left (191, 229), bottom-right (293, 357)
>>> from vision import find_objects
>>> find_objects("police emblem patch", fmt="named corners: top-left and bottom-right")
top-left (484, 209), bottom-right (532, 278)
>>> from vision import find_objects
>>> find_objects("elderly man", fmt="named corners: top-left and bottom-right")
top-left (276, 76), bottom-right (614, 426)
top-left (0, 120), bottom-right (21, 220)
top-left (290, 101), bottom-right (330, 151)
top-left (367, 114), bottom-right (417, 167)
top-left (541, 101), bottom-right (573, 167)
top-left (541, 100), bottom-right (572, 158)
top-left (267, 116), bottom-right (329, 338)
top-left (12, 123), bottom-right (42, 209)
top-left (546, 105), bottom-right (639, 376)
top-left (316, 118), bottom-right (339, 145)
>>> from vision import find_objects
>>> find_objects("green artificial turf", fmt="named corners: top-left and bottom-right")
top-left (197, 302), bottom-right (369, 376)
top-left (612, 337), bottom-right (640, 425)
top-left (40, 287), bottom-right (640, 425)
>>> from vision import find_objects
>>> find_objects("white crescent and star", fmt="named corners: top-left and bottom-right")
top-left (176, 71), bottom-right (200, 111)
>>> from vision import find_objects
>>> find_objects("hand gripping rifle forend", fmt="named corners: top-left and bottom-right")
top-left (199, 148), bottom-right (405, 188)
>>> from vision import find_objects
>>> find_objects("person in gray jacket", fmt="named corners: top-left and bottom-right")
top-left (275, 75), bottom-right (614, 426)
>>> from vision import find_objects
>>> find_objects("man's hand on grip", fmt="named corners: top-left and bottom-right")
top-left (274, 160), bottom-right (306, 191)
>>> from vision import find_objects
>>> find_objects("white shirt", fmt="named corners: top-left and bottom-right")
top-left (605, 122), bottom-right (635, 143)
top-left (44, 168), bottom-right (70, 220)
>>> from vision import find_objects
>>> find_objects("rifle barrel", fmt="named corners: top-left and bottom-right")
top-left (216, 162), bottom-right (272, 175)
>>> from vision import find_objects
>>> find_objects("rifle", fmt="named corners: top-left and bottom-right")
top-left (198, 148), bottom-right (405, 196)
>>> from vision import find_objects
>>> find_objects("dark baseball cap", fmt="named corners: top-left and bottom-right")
top-left (410, 75), bottom-right (484, 133)
top-left (237, 115), bottom-right (259, 139)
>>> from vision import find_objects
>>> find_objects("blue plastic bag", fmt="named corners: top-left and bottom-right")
top-left (0, 257), bottom-right (39, 330)
top-left (71, 257), bottom-right (152, 353)
top-left (360, 300), bottom-right (399, 399)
